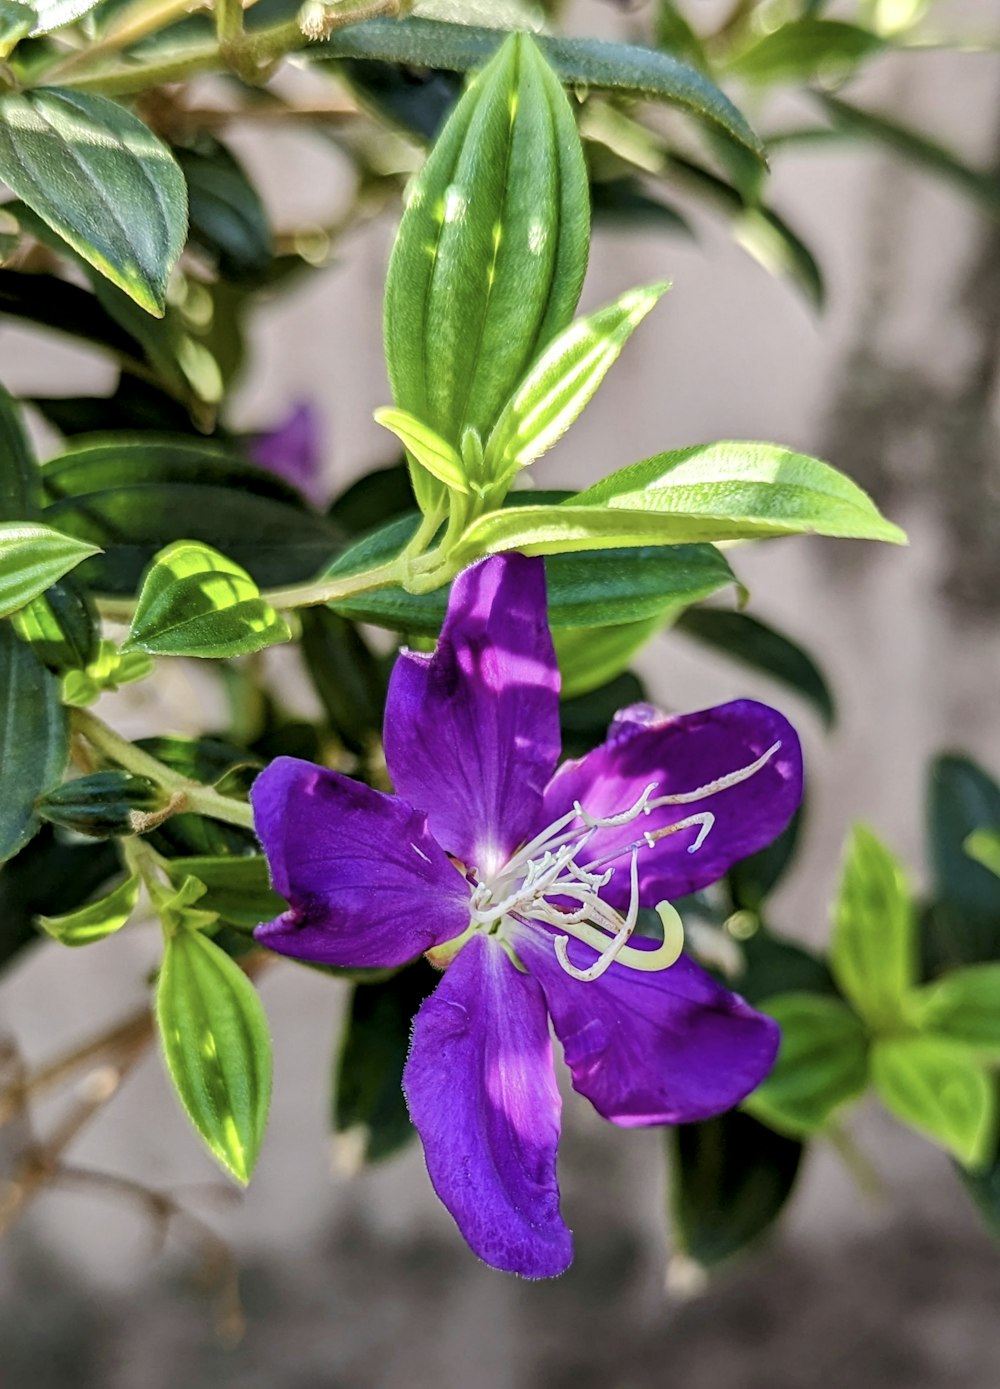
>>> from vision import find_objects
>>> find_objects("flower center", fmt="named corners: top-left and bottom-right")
top-left (443, 741), bottom-right (782, 983)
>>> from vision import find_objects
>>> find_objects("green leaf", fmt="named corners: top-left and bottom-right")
top-left (908, 965), bottom-right (1000, 1058)
top-left (654, 0), bottom-right (708, 71)
top-left (42, 435), bottom-right (341, 593)
top-left (29, 0), bottom-right (102, 34)
top-left (484, 282), bottom-right (668, 480)
top-left (332, 964), bottom-right (438, 1168)
top-left (814, 94), bottom-right (1000, 222)
top-left (676, 607), bottom-right (835, 727)
top-left (331, 520), bottom-right (738, 634)
top-left (0, 88), bottom-right (187, 314)
top-left (735, 924), bottom-right (837, 1006)
top-left (453, 442), bottom-right (906, 560)
top-left (555, 614), bottom-right (665, 700)
top-left (10, 576), bottom-right (99, 673)
top-left (300, 608), bottom-right (387, 754)
top-left (668, 1110), bottom-right (803, 1271)
top-left (925, 755), bottom-right (1000, 969)
top-left (125, 541), bottom-right (291, 659)
top-left (322, 17), bottom-right (764, 159)
top-left (0, 622), bottom-right (67, 864)
top-left (727, 811), bottom-right (805, 915)
top-left (955, 1095), bottom-right (1000, 1242)
top-left (830, 824), bottom-right (915, 1031)
top-left (0, 268), bottom-right (151, 374)
top-left (0, 826), bottom-right (119, 974)
top-left (967, 829), bottom-right (1000, 880)
top-left (156, 926), bottom-right (272, 1183)
top-left (0, 1), bottom-right (33, 59)
top-left (727, 19), bottom-right (884, 86)
top-left (744, 993), bottom-right (869, 1137)
top-left (176, 138), bottom-right (272, 281)
top-left (0, 521), bottom-right (100, 618)
top-left (162, 855), bottom-right (285, 931)
top-left (0, 383), bottom-right (39, 519)
top-left (373, 408), bottom-right (469, 493)
top-left (871, 1036), bottom-right (996, 1169)
top-left (38, 871), bottom-right (141, 947)
top-left (61, 638), bottom-right (152, 707)
top-left (383, 33), bottom-right (589, 513)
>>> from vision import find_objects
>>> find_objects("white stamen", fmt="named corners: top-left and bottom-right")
top-left (554, 850), bottom-right (641, 982)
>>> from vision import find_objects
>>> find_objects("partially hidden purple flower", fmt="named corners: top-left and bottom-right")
top-left (252, 554), bottom-right (803, 1278)
top-left (248, 402), bottom-right (324, 505)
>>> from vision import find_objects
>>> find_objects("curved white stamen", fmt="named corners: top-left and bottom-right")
top-left (554, 850), bottom-right (642, 982)
top-left (644, 742), bottom-right (782, 810)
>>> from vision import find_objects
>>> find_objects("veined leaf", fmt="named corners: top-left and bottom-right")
top-left (38, 871), bottom-right (141, 946)
top-left (162, 855), bottom-right (285, 931)
top-left (667, 1110), bottom-right (803, 1272)
top-left (872, 1035), bottom-right (995, 1169)
top-left (10, 576), bottom-right (99, 673)
top-left (815, 94), bottom-right (1000, 221)
top-left (383, 32), bottom-right (589, 511)
top-left (373, 408), bottom-right (469, 493)
top-left (830, 824), bottom-right (916, 1031)
top-left (0, 521), bottom-right (100, 618)
top-left (0, 622), bottom-right (67, 863)
top-left (157, 926), bottom-right (272, 1183)
top-left (484, 282), bottom-right (668, 479)
top-left (908, 965), bottom-right (1000, 1058)
top-left (676, 607), bottom-right (835, 727)
top-left (452, 442), bottom-right (905, 561)
top-left (0, 384), bottom-right (39, 518)
top-left (125, 541), bottom-right (291, 658)
top-left (0, 88), bottom-right (187, 314)
top-left (322, 17), bottom-right (764, 158)
top-left (744, 993), bottom-right (868, 1137)
top-left (727, 19), bottom-right (884, 86)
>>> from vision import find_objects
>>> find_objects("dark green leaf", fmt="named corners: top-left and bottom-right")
top-left (300, 608), bottom-right (387, 753)
top-left (668, 1109), bottom-right (803, 1269)
top-left (0, 268), bottom-right (149, 368)
top-left (0, 382), bottom-right (39, 518)
top-left (42, 436), bottom-right (341, 593)
top-left (966, 829), bottom-right (1000, 880)
top-left (676, 607), bottom-right (835, 726)
top-left (558, 670), bottom-right (647, 760)
top-left (340, 56), bottom-right (462, 141)
top-left (555, 614), bottom-right (665, 700)
top-left (815, 94), bottom-right (1000, 221)
top-left (727, 808), bottom-right (804, 912)
top-left (332, 963), bottom-right (438, 1167)
top-left (745, 993), bottom-right (869, 1136)
top-left (328, 462), bottom-right (414, 536)
top-left (956, 1094), bottom-right (1000, 1241)
top-left (0, 88), bottom-right (187, 313)
top-left (162, 855), bottom-right (284, 930)
top-left (0, 1), bottom-right (34, 57)
top-left (157, 925), bottom-right (272, 1183)
top-left (0, 622), bottom-right (67, 863)
top-left (590, 177), bottom-right (693, 238)
top-left (322, 17), bottom-right (764, 159)
top-left (177, 137), bottom-right (272, 280)
top-left (924, 755), bottom-right (1000, 970)
top-left (736, 925), bottom-right (837, 1006)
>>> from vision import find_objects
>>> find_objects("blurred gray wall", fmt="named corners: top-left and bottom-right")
top-left (2, 1), bottom-right (1000, 1384)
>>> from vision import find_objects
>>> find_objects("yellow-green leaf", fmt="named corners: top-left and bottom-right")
top-left (38, 871), bottom-right (141, 946)
top-left (0, 521), bottom-right (100, 618)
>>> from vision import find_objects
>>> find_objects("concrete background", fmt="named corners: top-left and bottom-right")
top-left (2, 0), bottom-right (1000, 1383)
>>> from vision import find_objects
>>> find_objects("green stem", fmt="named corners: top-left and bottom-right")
top-left (44, 0), bottom-right (401, 95)
top-left (72, 708), bottom-right (256, 832)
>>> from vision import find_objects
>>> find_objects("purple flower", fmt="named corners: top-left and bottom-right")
top-left (252, 554), bottom-right (803, 1277)
top-left (249, 402), bottom-right (324, 505)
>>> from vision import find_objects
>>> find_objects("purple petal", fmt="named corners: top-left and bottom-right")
top-left (384, 554), bottom-right (561, 877)
top-left (541, 699), bottom-right (802, 910)
top-left (404, 934), bottom-right (572, 1277)
top-left (251, 756), bottom-right (469, 967)
top-left (517, 931), bottom-right (779, 1125)
top-left (249, 403), bottom-right (324, 504)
